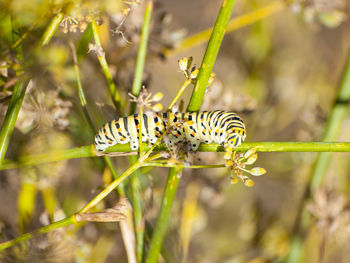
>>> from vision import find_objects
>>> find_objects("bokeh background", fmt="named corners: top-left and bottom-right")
top-left (0, 0), bottom-right (350, 262)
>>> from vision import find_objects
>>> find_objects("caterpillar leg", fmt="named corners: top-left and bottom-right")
top-left (130, 139), bottom-right (139, 150)
top-left (189, 140), bottom-right (201, 151)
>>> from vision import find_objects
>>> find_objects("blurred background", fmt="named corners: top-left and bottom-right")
top-left (0, 0), bottom-right (350, 262)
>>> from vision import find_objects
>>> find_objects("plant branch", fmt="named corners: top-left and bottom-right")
top-left (37, 13), bottom-right (63, 47)
top-left (146, 1), bottom-right (237, 261)
top-left (91, 20), bottom-right (122, 111)
top-left (127, 2), bottom-right (153, 261)
top-left (187, 0), bottom-right (236, 111)
top-left (145, 168), bottom-right (182, 263)
top-left (2, 142), bottom-right (350, 170)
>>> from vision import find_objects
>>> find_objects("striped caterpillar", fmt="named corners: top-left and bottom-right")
top-left (94, 110), bottom-right (246, 153)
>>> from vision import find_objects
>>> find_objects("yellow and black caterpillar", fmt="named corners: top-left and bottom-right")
top-left (94, 110), bottom-right (246, 152)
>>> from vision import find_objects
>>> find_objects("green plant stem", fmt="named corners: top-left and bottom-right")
top-left (79, 161), bottom-right (143, 214)
top-left (286, 55), bottom-right (350, 263)
top-left (37, 13), bottom-right (63, 47)
top-left (163, 1), bottom-right (285, 57)
top-left (129, 155), bottom-right (144, 263)
top-left (0, 17), bottom-right (25, 163)
top-left (127, 2), bottom-right (153, 261)
top-left (143, 162), bottom-right (225, 169)
top-left (2, 142), bottom-right (350, 170)
top-left (0, 81), bottom-right (27, 163)
top-left (129, 0), bottom-right (153, 114)
top-left (0, 216), bottom-right (75, 250)
top-left (70, 41), bottom-right (123, 195)
top-left (145, 168), bottom-right (181, 263)
top-left (187, 0), bottom-right (236, 111)
top-left (11, 20), bottom-right (39, 50)
top-left (146, 1), bottom-right (236, 261)
top-left (168, 79), bottom-right (191, 110)
top-left (91, 20), bottom-right (122, 111)
top-left (70, 41), bottom-right (95, 133)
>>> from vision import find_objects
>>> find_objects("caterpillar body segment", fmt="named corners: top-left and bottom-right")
top-left (94, 111), bottom-right (246, 153)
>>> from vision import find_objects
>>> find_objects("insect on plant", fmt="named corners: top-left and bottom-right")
top-left (94, 57), bottom-right (266, 186)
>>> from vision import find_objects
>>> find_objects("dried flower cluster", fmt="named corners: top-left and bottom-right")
top-left (307, 188), bottom-right (350, 238)
top-left (128, 87), bottom-right (164, 112)
top-left (16, 87), bottom-right (72, 133)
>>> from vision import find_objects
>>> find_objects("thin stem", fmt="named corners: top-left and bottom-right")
top-left (129, 0), bottom-right (153, 114)
top-left (0, 16), bottom-right (26, 163)
top-left (128, 2), bottom-right (153, 261)
top-left (79, 161), bottom-right (143, 213)
top-left (91, 20), bottom-right (122, 111)
top-left (143, 162), bottom-right (225, 169)
top-left (70, 41), bottom-right (123, 196)
top-left (11, 19), bottom-right (39, 49)
top-left (70, 41), bottom-right (95, 133)
top-left (145, 168), bottom-right (181, 263)
top-left (79, 134), bottom-right (165, 215)
top-left (0, 216), bottom-right (75, 250)
top-left (146, 2), bottom-right (237, 261)
top-left (37, 13), bottom-right (64, 47)
top-left (0, 81), bottom-right (27, 163)
top-left (168, 79), bottom-right (191, 110)
top-left (163, 1), bottom-right (285, 57)
top-left (187, 0), bottom-right (236, 112)
top-left (128, 155), bottom-right (144, 263)
top-left (2, 142), bottom-right (350, 170)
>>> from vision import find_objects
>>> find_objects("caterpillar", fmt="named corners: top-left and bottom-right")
top-left (94, 110), bottom-right (246, 153)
